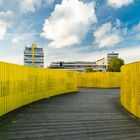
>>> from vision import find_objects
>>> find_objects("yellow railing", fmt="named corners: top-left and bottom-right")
top-left (0, 62), bottom-right (77, 117)
top-left (121, 61), bottom-right (140, 118)
top-left (78, 72), bottom-right (120, 88)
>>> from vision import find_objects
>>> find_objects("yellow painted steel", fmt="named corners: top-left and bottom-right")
top-left (32, 44), bottom-right (36, 65)
top-left (0, 62), bottom-right (77, 117)
top-left (121, 61), bottom-right (140, 118)
top-left (78, 72), bottom-right (120, 88)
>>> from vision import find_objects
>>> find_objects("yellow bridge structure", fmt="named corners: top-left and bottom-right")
top-left (0, 61), bottom-right (140, 139)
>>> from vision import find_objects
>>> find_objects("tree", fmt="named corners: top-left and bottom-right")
top-left (107, 58), bottom-right (125, 72)
top-left (85, 67), bottom-right (94, 72)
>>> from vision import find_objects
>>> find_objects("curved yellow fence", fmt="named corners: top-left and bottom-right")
top-left (121, 61), bottom-right (140, 118)
top-left (78, 72), bottom-right (120, 88)
top-left (0, 62), bottom-right (77, 117)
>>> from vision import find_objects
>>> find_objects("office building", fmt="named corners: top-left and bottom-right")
top-left (24, 44), bottom-right (44, 67)
top-left (49, 52), bottom-right (119, 72)
top-left (49, 61), bottom-right (106, 72)
top-left (95, 52), bottom-right (119, 68)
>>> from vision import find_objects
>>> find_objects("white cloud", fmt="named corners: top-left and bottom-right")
top-left (0, 21), bottom-right (7, 39)
top-left (107, 0), bottom-right (134, 8)
top-left (118, 46), bottom-right (140, 63)
top-left (0, 10), bottom-right (14, 39)
top-left (0, 0), bottom-right (54, 13)
top-left (12, 36), bottom-right (24, 43)
top-left (93, 22), bottom-right (121, 48)
top-left (98, 34), bottom-right (121, 47)
top-left (20, 0), bottom-right (41, 13)
top-left (41, 0), bottom-right (97, 48)
top-left (12, 33), bottom-right (35, 43)
top-left (0, 55), bottom-right (23, 65)
top-left (0, 10), bottom-right (14, 22)
top-left (11, 33), bottom-right (37, 49)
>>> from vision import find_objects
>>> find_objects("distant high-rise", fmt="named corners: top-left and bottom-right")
top-left (24, 44), bottom-right (44, 67)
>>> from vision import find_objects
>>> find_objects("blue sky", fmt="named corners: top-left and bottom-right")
top-left (0, 0), bottom-right (140, 66)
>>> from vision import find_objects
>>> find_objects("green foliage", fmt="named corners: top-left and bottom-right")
top-left (85, 67), bottom-right (93, 72)
top-left (107, 58), bottom-right (125, 72)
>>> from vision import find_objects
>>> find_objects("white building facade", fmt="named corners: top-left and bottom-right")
top-left (24, 45), bottom-right (44, 68)
top-left (49, 61), bottom-right (106, 72)
top-left (95, 52), bottom-right (119, 69)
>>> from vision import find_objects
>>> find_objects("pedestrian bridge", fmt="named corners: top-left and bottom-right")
top-left (0, 61), bottom-right (140, 140)
top-left (1, 88), bottom-right (140, 140)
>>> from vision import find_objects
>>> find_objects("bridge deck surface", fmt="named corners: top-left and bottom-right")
top-left (0, 88), bottom-right (140, 140)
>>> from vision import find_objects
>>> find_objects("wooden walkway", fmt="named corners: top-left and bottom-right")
top-left (0, 88), bottom-right (140, 140)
